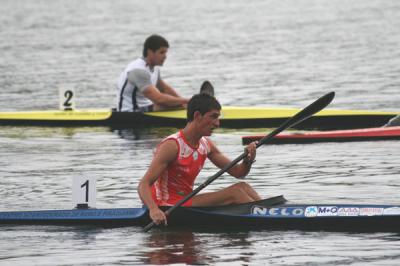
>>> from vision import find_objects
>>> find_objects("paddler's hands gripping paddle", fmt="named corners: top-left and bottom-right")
top-left (143, 91), bottom-right (335, 232)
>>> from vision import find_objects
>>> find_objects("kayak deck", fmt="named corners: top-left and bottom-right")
top-left (0, 107), bottom-right (398, 130)
top-left (242, 126), bottom-right (400, 145)
top-left (1, 196), bottom-right (400, 232)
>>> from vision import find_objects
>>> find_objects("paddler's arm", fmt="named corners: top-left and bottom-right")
top-left (128, 69), bottom-right (188, 108)
top-left (157, 79), bottom-right (179, 97)
top-left (138, 140), bottom-right (178, 226)
top-left (143, 86), bottom-right (188, 108)
top-left (208, 140), bottom-right (257, 179)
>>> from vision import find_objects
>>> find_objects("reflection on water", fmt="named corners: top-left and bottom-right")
top-left (1, 225), bottom-right (399, 265)
top-left (113, 127), bottom-right (178, 141)
top-left (0, 126), bottom-right (110, 139)
top-left (140, 230), bottom-right (206, 265)
top-left (139, 229), bottom-right (255, 265)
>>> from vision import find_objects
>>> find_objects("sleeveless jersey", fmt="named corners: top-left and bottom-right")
top-left (151, 131), bottom-right (211, 206)
top-left (116, 58), bottom-right (160, 112)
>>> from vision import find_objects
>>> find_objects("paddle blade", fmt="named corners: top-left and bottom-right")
top-left (199, 81), bottom-right (215, 96)
top-left (258, 91), bottom-right (335, 146)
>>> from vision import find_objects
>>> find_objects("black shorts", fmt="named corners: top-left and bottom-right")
top-left (136, 104), bottom-right (154, 112)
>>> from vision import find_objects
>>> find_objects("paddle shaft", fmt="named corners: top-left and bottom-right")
top-left (143, 91), bottom-right (335, 232)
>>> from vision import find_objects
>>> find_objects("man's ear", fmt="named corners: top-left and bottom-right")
top-left (193, 111), bottom-right (202, 120)
top-left (146, 49), bottom-right (154, 58)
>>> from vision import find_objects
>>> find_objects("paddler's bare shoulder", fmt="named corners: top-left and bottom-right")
top-left (154, 138), bottom-right (179, 162)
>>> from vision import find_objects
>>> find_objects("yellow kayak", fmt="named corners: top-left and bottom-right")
top-left (0, 106), bottom-right (398, 129)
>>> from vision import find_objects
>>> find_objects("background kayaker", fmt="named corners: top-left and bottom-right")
top-left (138, 93), bottom-right (261, 226)
top-left (116, 34), bottom-right (189, 112)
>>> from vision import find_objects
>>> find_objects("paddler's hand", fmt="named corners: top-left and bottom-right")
top-left (243, 141), bottom-right (257, 165)
top-left (149, 207), bottom-right (168, 226)
top-left (181, 98), bottom-right (189, 109)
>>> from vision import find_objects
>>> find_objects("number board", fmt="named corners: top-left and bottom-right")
top-left (72, 176), bottom-right (96, 208)
top-left (59, 87), bottom-right (76, 110)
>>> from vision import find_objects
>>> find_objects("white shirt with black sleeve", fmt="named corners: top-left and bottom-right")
top-left (116, 57), bottom-right (161, 112)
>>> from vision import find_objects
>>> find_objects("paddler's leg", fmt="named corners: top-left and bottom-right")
top-left (191, 182), bottom-right (262, 207)
top-left (152, 103), bottom-right (186, 111)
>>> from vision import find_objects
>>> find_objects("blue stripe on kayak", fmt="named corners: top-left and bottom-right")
top-left (1, 204), bottom-right (400, 221)
top-left (0, 208), bottom-right (147, 221)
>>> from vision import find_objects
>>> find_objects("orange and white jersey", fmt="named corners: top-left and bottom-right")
top-left (151, 130), bottom-right (211, 206)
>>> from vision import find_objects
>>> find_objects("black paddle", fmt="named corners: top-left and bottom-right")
top-left (143, 91), bottom-right (335, 232)
top-left (199, 80), bottom-right (215, 97)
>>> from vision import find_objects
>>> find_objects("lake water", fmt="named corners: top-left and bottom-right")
top-left (1, 0), bottom-right (400, 265)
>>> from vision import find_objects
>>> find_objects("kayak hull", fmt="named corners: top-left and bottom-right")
top-left (170, 208), bottom-right (400, 233)
top-left (1, 196), bottom-right (400, 232)
top-left (0, 108), bottom-right (398, 130)
top-left (242, 126), bottom-right (400, 144)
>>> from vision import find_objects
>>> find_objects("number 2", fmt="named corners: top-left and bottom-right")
top-left (63, 90), bottom-right (74, 108)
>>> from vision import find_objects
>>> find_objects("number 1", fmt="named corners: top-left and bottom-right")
top-left (81, 180), bottom-right (89, 202)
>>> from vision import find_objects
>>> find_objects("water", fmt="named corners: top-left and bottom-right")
top-left (1, 0), bottom-right (400, 265)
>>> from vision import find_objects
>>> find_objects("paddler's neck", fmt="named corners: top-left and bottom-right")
top-left (181, 124), bottom-right (202, 147)
top-left (143, 57), bottom-right (155, 71)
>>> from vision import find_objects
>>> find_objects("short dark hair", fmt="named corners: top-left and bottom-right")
top-left (187, 94), bottom-right (221, 122)
top-left (142, 34), bottom-right (169, 57)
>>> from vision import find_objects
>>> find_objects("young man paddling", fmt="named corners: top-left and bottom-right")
top-left (138, 93), bottom-right (261, 226)
top-left (116, 34), bottom-right (189, 112)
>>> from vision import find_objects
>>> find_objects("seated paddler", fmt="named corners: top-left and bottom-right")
top-left (138, 93), bottom-right (261, 226)
top-left (116, 34), bottom-right (189, 112)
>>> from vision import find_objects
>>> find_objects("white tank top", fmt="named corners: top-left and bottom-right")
top-left (116, 58), bottom-right (160, 112)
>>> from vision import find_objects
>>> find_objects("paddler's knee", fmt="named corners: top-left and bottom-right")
top-left (232, 182), bottom-right (253, 193)
top-left (228, 182), bottom-right (256, 204)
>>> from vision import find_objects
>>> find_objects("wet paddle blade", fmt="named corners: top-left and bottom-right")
top-left (199, 80), bottom-right (215, 96)
top-left (257, 91), bottom-right (335, 146)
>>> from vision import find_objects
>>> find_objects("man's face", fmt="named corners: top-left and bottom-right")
top-left (148, 47), bottom-right (168, 66)
top-left (197, 109), bottom-right (221, 136)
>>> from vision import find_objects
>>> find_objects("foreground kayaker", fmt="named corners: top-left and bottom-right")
top-left (116, 34), bottom-right (189, 112)
top-left (138, 93), bottom-right (261, 225)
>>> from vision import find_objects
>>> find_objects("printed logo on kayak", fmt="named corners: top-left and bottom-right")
top-left (359, 208), bottom-right (384, 216)
top-left (383, 207), bottom-right (400, 215)
top-left (305, 206), bottom-right (318, 217)
top-left (337, 207), bottom-right (360, 216)
top-left (316, 206), bottom-right (338, 217)
top-left (251, 206), bottom-right (304, 217)
top-left (306, 206), bottom-right (357, 217)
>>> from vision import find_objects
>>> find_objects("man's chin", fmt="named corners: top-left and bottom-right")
top-left (207, 129), bottom-right (214, 136)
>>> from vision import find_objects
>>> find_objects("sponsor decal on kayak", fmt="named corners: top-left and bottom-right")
top-left (359, 208), bottom-right (384, 216)
top-left (337, 207), bottom-right (360, 216)
top-left (251, 206), bottom-right (304, 217)
top-left (305, 206), bottom-right (318, 217)
top-left (316, 206), bottom-right (338, 216)
top-left (383, 207), bottom-right (400, 215)
top-left (251, 205), bottom-right (398, 217)
top-left (305, 206), bottom-right (356, 217)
